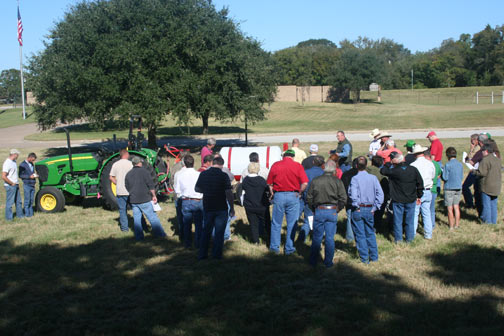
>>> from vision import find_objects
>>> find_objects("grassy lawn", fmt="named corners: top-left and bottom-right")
top-left (24, 86), bottom-right (504, 141)
top-left (1, 139), bottom-right (503, 335)
top-left (0, 106), bottom-right (35, 128)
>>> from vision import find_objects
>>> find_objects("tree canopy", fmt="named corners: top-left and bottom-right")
top-left (28, 0), bottom-right (276, 145)
top-left (0, 69), bottom-right (22, 104)
top-left (272, 24), bottom-right (504, 92)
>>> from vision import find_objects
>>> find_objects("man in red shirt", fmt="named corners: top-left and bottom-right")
top-left (267, 149), bottom-right (308, 255)
top-left (427, 131), bottom-right (443, 163)
top-left (427, 131), bottom-right (443, 193)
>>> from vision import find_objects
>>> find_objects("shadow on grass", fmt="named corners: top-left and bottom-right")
top-left (1, 237), bottom-right (504, 334)
top-left (157, 125), bottom-right (246, 137)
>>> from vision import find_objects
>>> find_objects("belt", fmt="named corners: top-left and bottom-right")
top-left (445, 189), bottom-right (461, 191)
top-left (424, 188), bottom-right (431, 190)
top-left (274, 190), bottom-right (299, 193)
top-left (359, 204), bottom-right (373, 207)
top-left (317, 205), bottom-right (338, 210)
top-left (181, 198), bottom-right (201, 201)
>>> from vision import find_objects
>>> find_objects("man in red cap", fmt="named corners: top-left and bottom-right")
top-left (427, 131), bottom-right (443, 194)
top-left (427, 131), bottom-right (443, 163)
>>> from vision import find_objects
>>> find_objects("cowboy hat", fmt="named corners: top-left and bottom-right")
top-left (369, 128), bottom-right (381, 139)
top-left (411, 144), bottom-right (429, 155)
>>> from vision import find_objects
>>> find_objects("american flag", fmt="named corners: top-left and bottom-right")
top-left (17, 6), bottom-right (23, 46)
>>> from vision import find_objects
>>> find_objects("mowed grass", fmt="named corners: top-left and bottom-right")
top-left (1, 139), bottom-right (503, 335)
top-left (24, 86), bottom-right (504, 141)
top-left (0, 106), bottom-right (35, 128)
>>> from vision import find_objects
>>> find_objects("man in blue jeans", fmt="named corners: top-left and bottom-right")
top-left (174, 154), bottom-right (204, 249)
top-left (110, 149), bottom-right (133, 232)
top-left (306, 160), bottom-right (347, 267)
top-left (349, 156), bottom-right (384, 263)
top-left (196, 156), bottom-right (235, 259)
top-left (381, 152), bottom-right (424, 243)
top-left (2, 149), bottom-right (24, 220)
top-left (125, 157), bottom-right (167, 241)
top-left (298, 155), bottom-right (325, 243)
top-left (472, 144), bottom-right (501, 224)
top-left (267, 150), bottom-right (308, 255)
top-left (19, 152), bottom-right (38, 218)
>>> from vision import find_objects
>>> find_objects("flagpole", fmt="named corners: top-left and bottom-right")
top-left (18, 0), bottom-right (26, 120)
top-left (19, 44), bottom-right (26, 120)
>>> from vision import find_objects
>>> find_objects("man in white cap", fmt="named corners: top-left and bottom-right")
top-left (368, 129), bottom-right (381, 157)
top-left (2, 149), bottom-right (24, 220)
top-left (302, 144), bottom-right (320, 170)
top-left (410, 144), bottom-right (436, 239)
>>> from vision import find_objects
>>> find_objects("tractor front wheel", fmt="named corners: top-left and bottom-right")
top-left (36, 187), bottom-right (66, 213)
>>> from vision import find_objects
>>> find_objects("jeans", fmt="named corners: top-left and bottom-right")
top-left (298, 202), bottom-right (312, 243)
top-left (212, 203), bottom-right (232, 240)
top-left (5, 184), bottom-right (23, 220)
top-left (181, 199), bottom-right (203, 248)
top-left (414, 191), bottom-right (433, 239)
top-left (199, 209), bottom-right (228, 259)
top-left (175, 197), bottom-right (184, 241)
top-left (430, 192), bottom-right (437, 229)
top-left (392, 201), bottom-right (416, 243)
top-left (131, 202), bottom-right (167, 241)
top-left (310, 208), bottom-right (338, 267)
top-left (462, 173), bottom-right (476, 207)
top-left (298, 198), bottom-right (305, 219)
top-left (345, 208), bottom-right (355, 242)
top-left (270, 192), bottom-right (299, 255)
top-left (23, 184), bottom-right (35, 217)
top-left (351, 207), bottom-right (378, 263)
top-left (117, 195), bottom-right (129, 231)
top-left (481, 192), bottom-right (498, 224)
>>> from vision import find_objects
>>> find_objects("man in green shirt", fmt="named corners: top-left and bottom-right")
top-left (425, 150), bottom-right (442, 229)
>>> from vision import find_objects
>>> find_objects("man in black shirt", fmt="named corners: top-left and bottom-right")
top-left (195, 156), bottom-right (235, 259)
top-left (380, 152), bottom-right (423, 243)
top-left (125, 157), bottom-right (167, 241)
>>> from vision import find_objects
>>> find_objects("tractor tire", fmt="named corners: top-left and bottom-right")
top-left (36, 187), bottom-right (66, 213)
top-left (99, 155), bottom-right (157, 211)
top-left (100, 157), bottom-right (120, 210)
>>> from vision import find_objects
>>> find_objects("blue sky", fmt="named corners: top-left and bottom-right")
top-left (1, 0), bottom-right (503, 70)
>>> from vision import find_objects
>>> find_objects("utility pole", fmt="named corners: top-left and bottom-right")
top-left (411, 69), bottom-right (414, 90)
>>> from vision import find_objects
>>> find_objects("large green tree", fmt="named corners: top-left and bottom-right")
top-left (29, 0), bottom-right (276, 146)
top-left (0, 69), bottom-right (22, 105)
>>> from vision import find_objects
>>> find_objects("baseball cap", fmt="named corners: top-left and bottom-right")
top-left (309, 144), bottom-right (319, 152)
top-left (404, 140), bottom-right (416, 148)
top-left (131, 156), bottom-right (144, 164)
top-left (426, 131), bottom-right (437, 138)
top-left (284, 149), bottom-right (296, 157)
top-left (10, 149), bottom-right (20, 155)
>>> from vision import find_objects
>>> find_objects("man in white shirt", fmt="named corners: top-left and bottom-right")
top-left (410, 144), bottom-right (436, 240)
top-left (240, 152), bottom-right (269, 181)
top-left (368, 129), bottom-right (382, 157)
top-left (2, 149), bottom-right (24, 220)
top-left (174, 154), bottom-right (204, 249)
top-left (110, 149), bottom-right (134, 232)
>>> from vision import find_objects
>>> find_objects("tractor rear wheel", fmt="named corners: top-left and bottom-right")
top-left (36, 187), bottom-right (66, 213)
top-left (100, 157), bottom-right (120, 210)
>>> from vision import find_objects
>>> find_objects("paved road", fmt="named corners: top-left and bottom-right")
top-left (2, 122), bottom-right (504, 149)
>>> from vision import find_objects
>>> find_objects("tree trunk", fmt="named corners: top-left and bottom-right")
top-left (202, 114), bottom-right (209, 135)
top-left (147, 125), bottom-right (157, 149)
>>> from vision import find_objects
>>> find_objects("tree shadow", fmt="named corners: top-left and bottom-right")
top-left (1, 237), bottom-right (504, 335)
top-left (157, 125), bottom-right (246, 137)
top-left (427, 243), bottom-right (504, 288)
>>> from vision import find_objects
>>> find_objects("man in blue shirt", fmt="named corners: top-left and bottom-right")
top-left (442, 147), bottom-right (464, 230)
top-left (19, 152), bottom-right (37, 218)
top-left (298, 155), bottom-right (325, 243)
top-left (331, 131), bottom-right (352, 173)
top-left (349, 156), bottom-right (384, 263)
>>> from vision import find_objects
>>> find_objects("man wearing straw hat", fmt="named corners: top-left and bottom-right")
top-left (410, 144), bottom-right (436, 240)
top-left (368, 129), bottom-right (382, 157)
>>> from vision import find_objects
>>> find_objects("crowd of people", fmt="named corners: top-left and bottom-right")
top-left (3, 130), bottom-right (502, 267)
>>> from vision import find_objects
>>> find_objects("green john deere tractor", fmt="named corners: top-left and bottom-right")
top-left (34, 116), bottom-right (169, 213)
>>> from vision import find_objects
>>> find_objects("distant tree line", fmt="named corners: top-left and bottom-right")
top-left (273, 24), bottom-right (504, 99)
